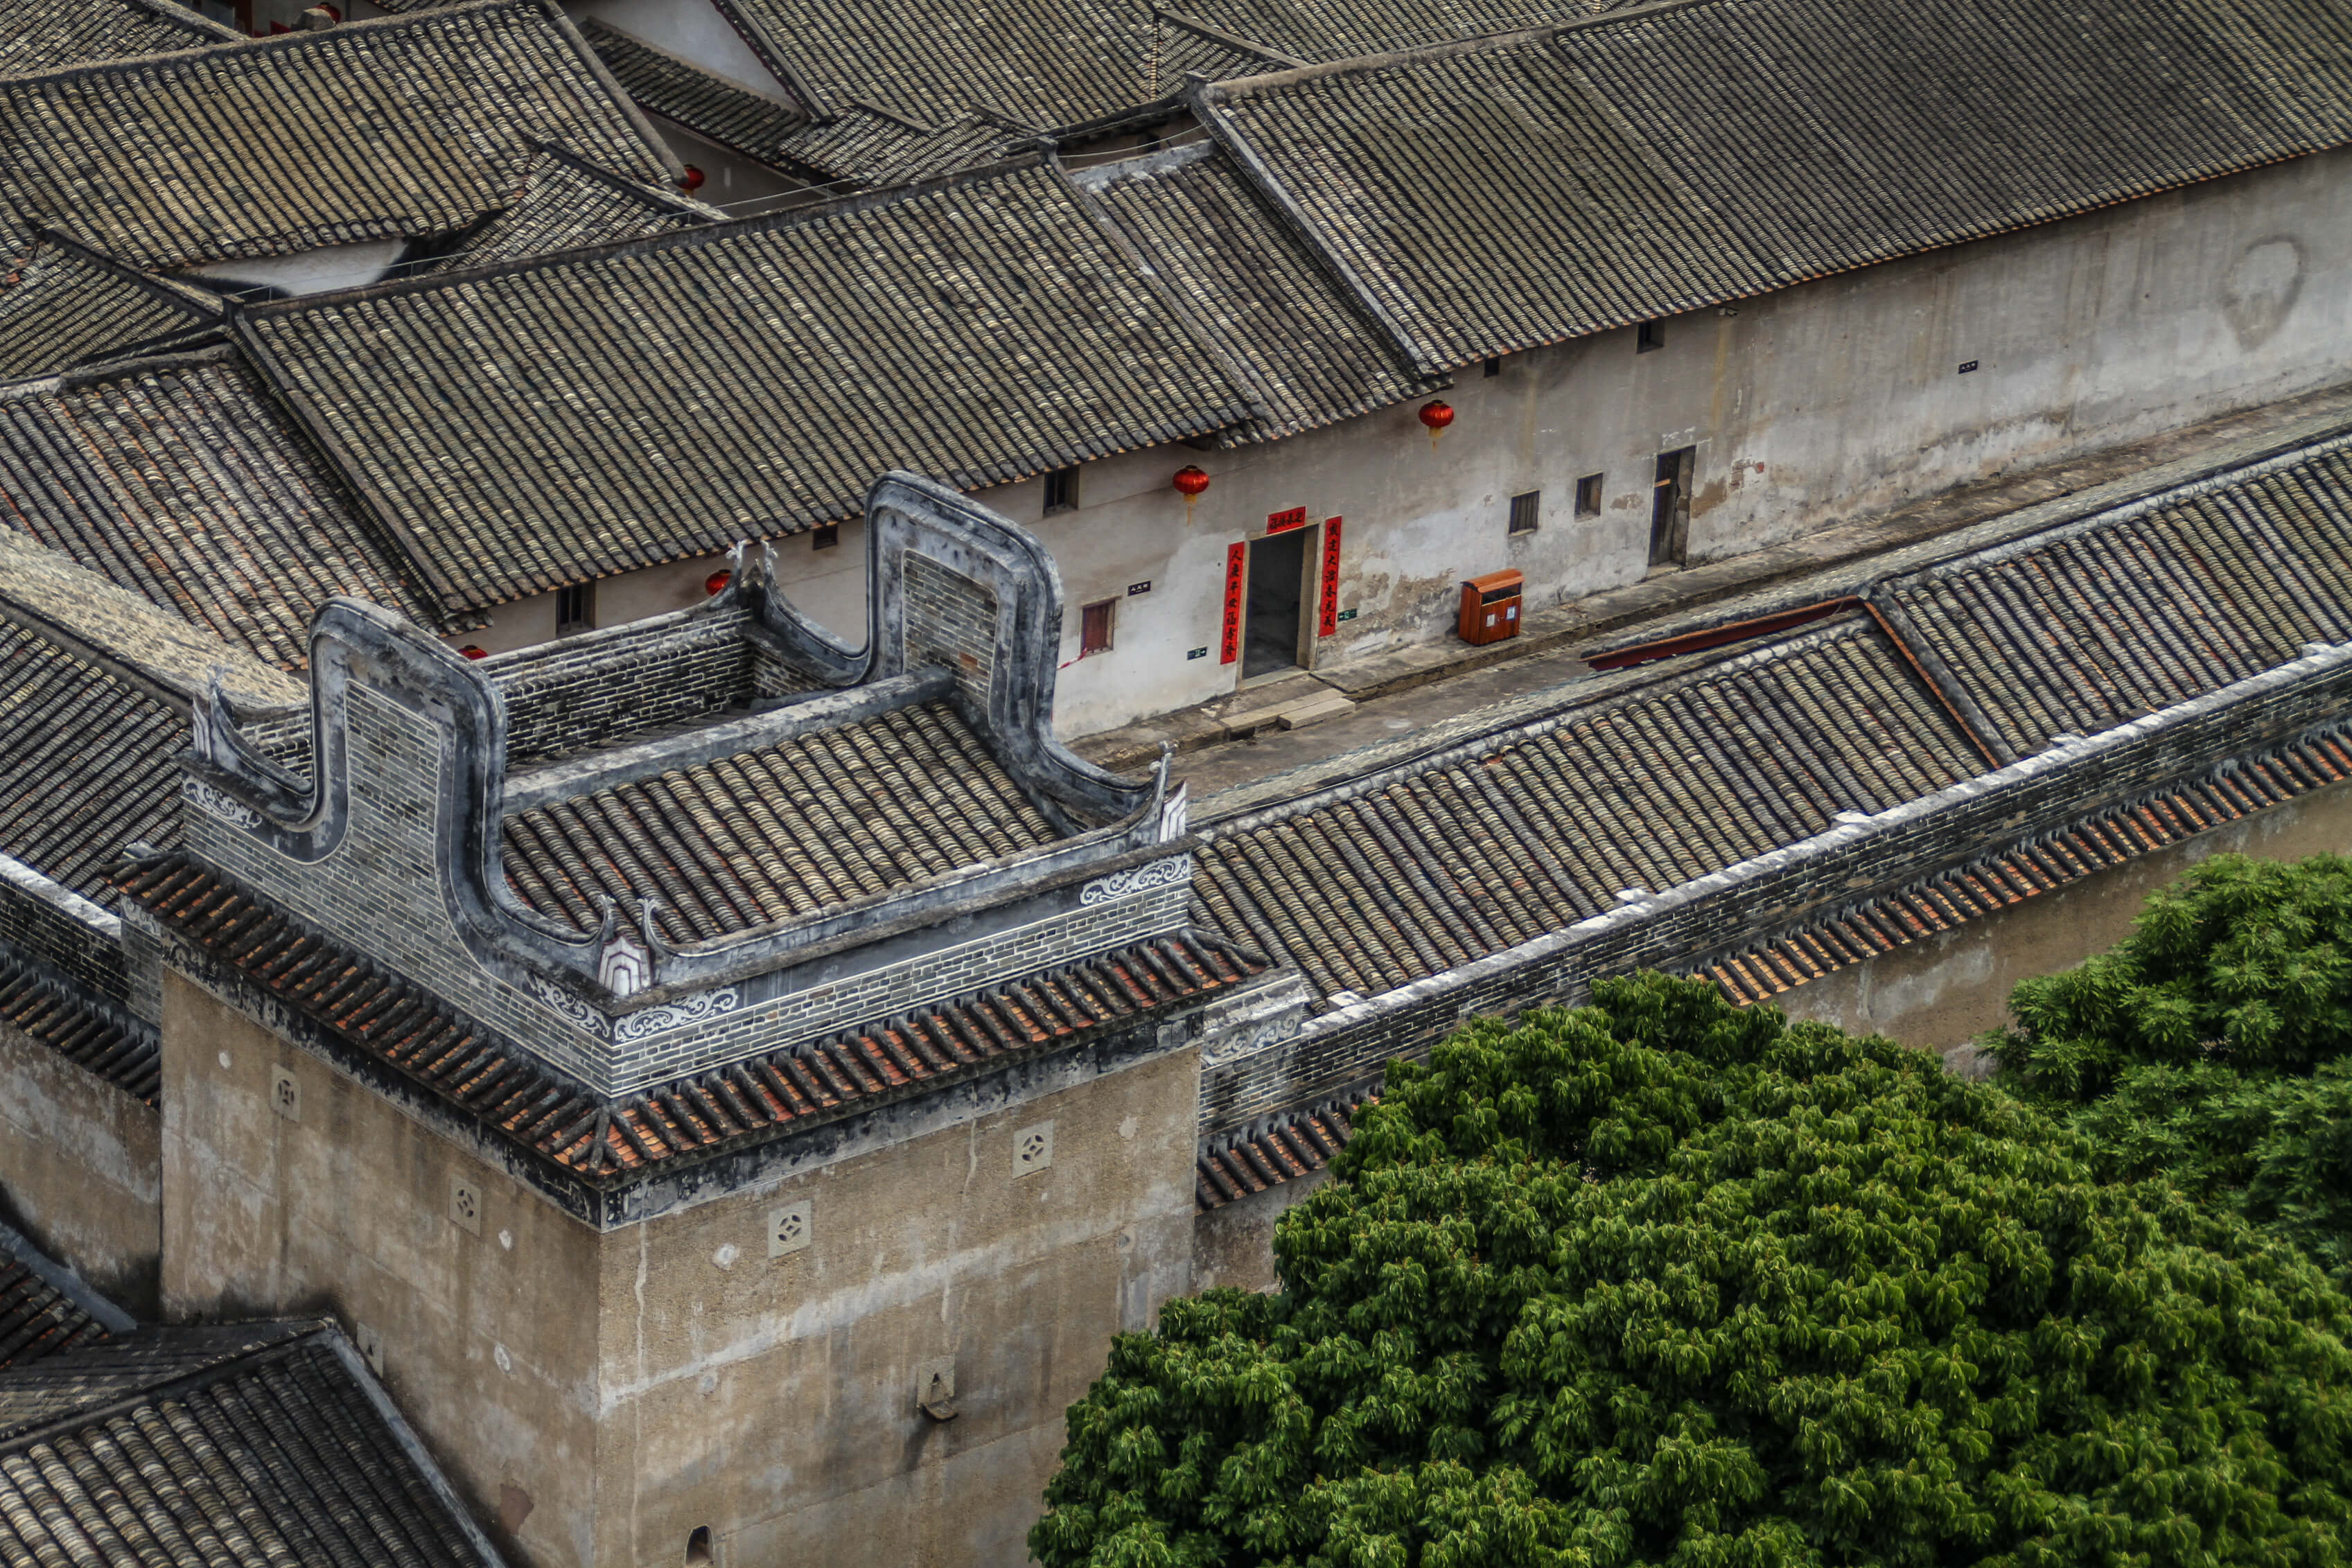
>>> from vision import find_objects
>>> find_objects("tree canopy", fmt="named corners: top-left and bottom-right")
top-left (1035, 973), bottom-right (2352, 1568)
top-left (1992, 852), bottom-right (2352, 1289)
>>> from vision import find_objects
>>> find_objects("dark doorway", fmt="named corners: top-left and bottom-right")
top-left (1243, 527), bottom-right (1308, 678)
top-left (1650, 446), bottom-right (1694, 568)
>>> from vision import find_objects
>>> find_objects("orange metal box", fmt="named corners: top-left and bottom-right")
top-left (1457, 570), bottom-right (1523, 645)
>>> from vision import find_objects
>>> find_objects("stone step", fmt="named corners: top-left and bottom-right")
top-left (1275, 693), bottom-right (1357, 730)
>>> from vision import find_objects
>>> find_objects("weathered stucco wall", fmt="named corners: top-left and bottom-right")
top-left (1192, 1170), bottom-right (1325, 1298)
top-left (1778, 780), bottom-right (2352, 1062)
top-left (157, 969), bottom-right (1206, 1568)
top-left (0, 1028), bottom-right (159, 1315)
top-left (1010, 146), bottom-right (2352, 736)
top-left (598, 1040), bottom-right (1202, 1568)
top-left (159, 976), bottom-right (605, 1568)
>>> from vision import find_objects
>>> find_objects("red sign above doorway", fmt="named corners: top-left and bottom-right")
top-left (1266, 506), bottom-right (1308, 534)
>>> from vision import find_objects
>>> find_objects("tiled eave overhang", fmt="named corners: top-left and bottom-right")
top-left (122, 855), bottom-right (1267, 1226)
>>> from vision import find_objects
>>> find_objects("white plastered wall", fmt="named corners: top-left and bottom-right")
top-left (448, 147), bottom-right (2352, 737)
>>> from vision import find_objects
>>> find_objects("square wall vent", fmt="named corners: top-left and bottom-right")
top-left (1013, 1122), bottom-right (1054, 1178)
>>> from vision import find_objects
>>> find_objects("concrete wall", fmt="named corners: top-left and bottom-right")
top-left (159, 966), bottom-right (1206, 1568)
top-left (1778, 779), bottom-right (2352, 1066)
top-left (597, 1041), bottom-right (1202, 1568)
top-left (1191, 1170), bottom-right (1323, 1297)
top-left (159, 976), bottom-right (606, 1568)
top-left (0, 1028), bottom-right (159, 1316)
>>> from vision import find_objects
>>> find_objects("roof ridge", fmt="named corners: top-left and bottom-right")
top-left (232, 145), bottom-right (1063, 315)
top-left (1192, 0), bottom-right (1728, 99)
top-left (113, 0), bottom-right (240, 44)
top-left (1152, 6), bottom-right (1304, 69)
top-left (0, 0), bottom-right (538, 86)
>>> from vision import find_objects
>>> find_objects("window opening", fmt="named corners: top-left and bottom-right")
top-left (1042, 466), bottom-right (1080, 514)
top-left (812, 522), bottom-right (840, 550)
top-left (1507, 491), bottom-right (1540, 536)
top-left (1575, 473), bottom-right (1604, 517)
top-left (685, 1526), bottom-right (714, 1565)
top-left (1482, 358), bottom-right (1501, 378)
top-left (1079, 599), bottom-right (1115, 656)
top-left (1242, 526), bottom-right (1309, 680)
top-left (1650, 447), bottom-right (1695, 568)
top-left (555, 582), bottom-right (593, 636)
top-left (1637, 320), bottom-right (1665, 353)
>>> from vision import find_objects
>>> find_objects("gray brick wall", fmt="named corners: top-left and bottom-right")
top-left (902, 552), bottom-right (997, 713)
top-left (190, 686), bottom-right (1194, 1095)
top-left (491, 607), bottom-right (773, 766)
top-left (1197, 644), bottom-right (2352, 1136)
top-left (0, 852), bottom-right (125, 1006)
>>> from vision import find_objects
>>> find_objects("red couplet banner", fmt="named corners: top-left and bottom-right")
top-left (1267, 506), bottom-right (1308, 534)
top-left (1317, 516), bottom-right (1343, 636)
top-left (1220, 541), bottom-right (1247, 664)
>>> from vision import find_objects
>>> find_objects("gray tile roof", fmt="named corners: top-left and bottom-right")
top-left (1195, 1085), bottom-right (1371, 1210)
top-left (0, 233), bottom-right (218, 381)
top-left (238, 157), bottom-right (1255, 616)
top-left (0, 1255), bottom-right (112, 1375)
top-left (0, 525), bottom-right (301, 905)
top-left (0, 953), bottom-right (156, 1102)
top-left (1881, 434), bottom-right (2352, 759)
top-left (1194, 613), bottom-right (1980, 1007)
top-left (504, 699), bottom-right (1063, 942)
top-left (0, 0), bottom-right (236, 75)
top-left (1082, 143), bottom-right (1432, 443)
top-left (763, 104), bottom-right (1034, 188)
top-left (1199, 0), bottom-right (2352, 373)
top-left (0, 0), bottom-right (678, 273)
top-left (0, 348), bottom-right (440, 669)
top-left (415, 146), bottom-right (714, 274)
top-left (710, 0), bottom-right (1174, 130)
top-left (1175, 0), bottom-right (1597, 62)
top-left (0, 616), bottom-right (184, 906)
top-left (581, 18), bottom-right (810, 168)
top-left (0, 1323), bottom-right (506, 1567)
top-left (703, 0), bottom-right (1579, 139)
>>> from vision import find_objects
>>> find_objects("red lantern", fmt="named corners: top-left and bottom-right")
top-left (458, 644), bottom-right (489, 660)
top-left (680, 165), bottom-right (706, 193)
top-left (1173, 464), bottom-right (1210, 520)
top-left (705, 568), bottom-right (732, 596)
top-left (1418, 400), bottom-right (1455, 450)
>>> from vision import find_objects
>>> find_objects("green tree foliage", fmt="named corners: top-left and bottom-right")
top-left (1993, 853), bottom-right (2352, 1287)
top-left (1034, 974), bottom-right (2352, 1568)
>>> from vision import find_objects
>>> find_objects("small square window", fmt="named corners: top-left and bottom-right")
top-left (1482, 358), bottom-right (1501, 378)
top-left (1575, 473), bottom-right (1604, 517)
top-left (1043, 466), bottom-right (1080, 514)
top-left (811, 522), bottom-right (840, 551)
top-left (555, 582), bottom-right (594, 636)
top-left (1507, 491), bottom-right (1540, 536)
top-left (1637, 320), bottom-right (1665, 353)
top-left (1079, 598), bottom-right (1115, 656)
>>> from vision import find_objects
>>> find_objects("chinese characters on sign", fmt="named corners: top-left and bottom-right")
top-left (1267, 506), bottom-right (1308, 534)
top-left (1318, 516), bottom-right (1342, 635)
